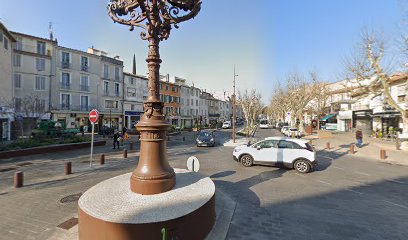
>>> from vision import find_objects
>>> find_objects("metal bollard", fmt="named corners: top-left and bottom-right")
top-left (129, 142), bottom-right (133, 150)
top-left (349, 144), bottom-right (355, 154)
top-left (123, 149), bottom-right (128, 159)
top-left (14, 171), bottom-right (23, 188)
top-left (65, 162), bottom-right (72, 175)
top-left (380, 149), bottom-right (386, 160)
top-left (100, 154), bottom-right (105, 165)
top-left (326, 142), bottom-right (330, 150)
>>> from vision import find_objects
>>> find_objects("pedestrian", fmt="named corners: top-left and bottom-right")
top-left (356, 128), bottom-right (363, 148)
top-left (113, 132), bottom-right (120, 149)
top-left (80, 125), bottom-right (84, 137)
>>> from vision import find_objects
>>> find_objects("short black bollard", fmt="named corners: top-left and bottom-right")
top-left (14, 171), bottom-right (23, 188)
top-left (123, 149), bottom-right (128, 159)
top-left (65, 162), bottom-right (72, 175)
top-left (100, 154), bottom-right (105, 165)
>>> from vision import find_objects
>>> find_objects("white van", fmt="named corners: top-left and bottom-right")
top-left (259, 119), bottom-right (269, 129)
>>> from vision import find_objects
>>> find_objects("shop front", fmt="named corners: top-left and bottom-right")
top-left (372, 111), bottom-right (401, 137)
top-left (124, 111), bottom-right (143, 129)
top-left (352, 110), bottom-right (373, 134)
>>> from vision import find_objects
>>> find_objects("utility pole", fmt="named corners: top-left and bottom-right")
top-left (233, 65), bottom-right (238, 143)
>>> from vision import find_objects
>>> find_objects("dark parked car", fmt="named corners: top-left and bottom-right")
top-left (196, 130), bottom-right (215, 147)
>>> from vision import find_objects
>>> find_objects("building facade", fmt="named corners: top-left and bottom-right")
top-left (160, 76), bottom-right (181, 126)
top-left (123, 72), bottom-right (147, 129)
top-left (0, 23), bottom-right (16, 141)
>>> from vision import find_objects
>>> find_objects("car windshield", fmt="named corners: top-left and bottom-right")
top-left (260, 120), bottom-right (268, 124)
top-left (198, 132), bottom-right (212, 138)
top-left (289, 128), bottom-right (298, 131)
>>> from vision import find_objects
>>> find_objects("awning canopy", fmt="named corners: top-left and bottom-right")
top-left (320, 114), bottom-right (336, 121)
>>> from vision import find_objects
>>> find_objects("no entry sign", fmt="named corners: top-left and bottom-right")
top-left (89, 109), bottom-right (99, 123)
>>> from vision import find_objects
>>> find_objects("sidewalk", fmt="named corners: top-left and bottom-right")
top-left (310, 131), bottom-right (408, 166)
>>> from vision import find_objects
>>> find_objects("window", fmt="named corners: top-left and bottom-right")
top-left (172, 86), bottom-right (177, 92)
top-left (62, 52), bottom-right (70, 63)
top-left (398, 95), bottom-right (406, 103)
top-left (61, 72), bottom-right (70, 89)
top-left (165, 85), bottom-right (169, 91)
top-left (35, 76), bottom-right (46, 90)
top-left (81, 56), bottom-right (89, 71)
top-left (3, 37), bottom-right (8, 50)
top-left (15, 38), bottom-right (22, 51)
top-left (80, 96), bottom-right (89, 111)
top-left (255, 140), bottom-right (278, 149)
top-left (15, 98), bottom-right (22, 112)
top-left (80, 75), bottom-right (89, 91)
top-left (191, 99), bottom-right (193, 105)
top-left (278, 141), bottom-right (300, 149)
top-left (103, 64), bottom-right (109, 78)
top-left (14, 74), bottom-right (21, 89)
top-left (61, 94), bottom-right (71, 110)
top-left (36, 58), bottom-right (45, 71)
top-left (103, 81), bottom-right (109, 95)
top-left (187, 99), bottom-right (190, 106)
top-left (130, 77), bottom-right (134, 85)
top-left (13, 54), bottom-right (21, 67)
top-left (127, 88), bottom-right (136, 97)
top-left (115, 83), bottom-right (120, 96)
top-left (196, 100), bottom-right (198, 106)
top-left (115, 67), bottom-right (120, 80)
top-left (37, 41), bottom-right (46, 55)
top-left (105, 100), bottom-right (118, 109)
top-left (35, 99), bottom-right (46, 112)
top-left (160, 84), bottom-right (162, 90)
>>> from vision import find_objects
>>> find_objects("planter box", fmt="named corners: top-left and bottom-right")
top-left (0, 140), bottom-right (106, 160)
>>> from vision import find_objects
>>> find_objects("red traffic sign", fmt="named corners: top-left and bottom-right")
top-left (89, 109), bottom-right (99, 123)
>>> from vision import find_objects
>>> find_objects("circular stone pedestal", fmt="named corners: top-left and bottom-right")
top-left (78, 169), bottom-right (215, 240)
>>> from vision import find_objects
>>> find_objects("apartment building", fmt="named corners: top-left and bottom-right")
top-left (0, 22), bottom-right (16, 140)
top-left (199, 92), bottom-right (210, 126)
top-left (159, 76), bottom-right (181, 126)
top-left (123, 72), bottom-right (147, 129)
top-left (175, 77), bottom-right (200, 128)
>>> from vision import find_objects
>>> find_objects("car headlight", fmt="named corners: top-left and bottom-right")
top-left (210, 138), bottom-right (214, 142)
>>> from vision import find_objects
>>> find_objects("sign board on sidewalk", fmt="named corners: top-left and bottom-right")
top-left (89, 109), bottom-right (99, 123)
top-left (187, 156), bottom-right (200, 172)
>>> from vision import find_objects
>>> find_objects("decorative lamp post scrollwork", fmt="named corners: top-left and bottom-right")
top-left (108, 0), bottom-right (201, 195)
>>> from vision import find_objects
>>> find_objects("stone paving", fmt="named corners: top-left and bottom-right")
top-left (0, 129), bottom-right (408, 240)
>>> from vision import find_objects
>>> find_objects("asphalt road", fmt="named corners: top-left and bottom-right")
top-left (0, 128), bottom-right (407, 240)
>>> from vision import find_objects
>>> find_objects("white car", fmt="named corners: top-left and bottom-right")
top-left (222, 121), bottom-right (231, 129)
top-left (281, 126), bottom-right (289, 135)
top-left (233, 137), bottom-right (317, 173)
top-left (259, 119), bottom-right (269, 129)
top-left (286, 128), bottom-right (299, 137)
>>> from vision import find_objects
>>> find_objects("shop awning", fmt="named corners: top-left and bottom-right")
top-left (320, 114), bottom-right (336, 121)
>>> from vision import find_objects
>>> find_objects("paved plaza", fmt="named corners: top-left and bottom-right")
top-left (0, 129), bottom-right (407, 240)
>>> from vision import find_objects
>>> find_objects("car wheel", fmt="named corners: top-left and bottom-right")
top-left (294, 159), bottom-right (311, 173)
top-left (240, 154), bottom-right (253, 167)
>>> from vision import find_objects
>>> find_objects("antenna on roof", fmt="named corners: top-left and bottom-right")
top-left (48, 22), bottom-right (54, 41)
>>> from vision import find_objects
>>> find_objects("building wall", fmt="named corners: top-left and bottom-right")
top-left (160, 81), bottom-right (180, 125)
top-left (123, 73), bottom-right (147, 129)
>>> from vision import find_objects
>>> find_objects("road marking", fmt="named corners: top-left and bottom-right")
top-left (345, 188), bottom-right (363, 195)
top-left (382, 200), bottom-right (408, 209)
top-left (332, 166), bottom-right (345, 170)
top-left (318, 180), bottom-right (333, 186)
top-left (354, 171), bottom-right (370, 176)
top-left (388, 179), bottom-right (405, 184)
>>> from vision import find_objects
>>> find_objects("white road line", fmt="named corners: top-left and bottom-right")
top-left (382, 200), bottom-right (408, 209)
top-left (345, 188), bottom-right (364, 195)
top-left (332, 166), bottom-right (345, 170)
top-left (318, 180), bottom-right (333, 186)
top-left (355, 171), bottom-right (370, 176)
top-left (388, 179), bottom-right (405, 184)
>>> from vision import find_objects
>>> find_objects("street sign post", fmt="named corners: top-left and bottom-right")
top-left (89, 109), bottom-right (99, 168)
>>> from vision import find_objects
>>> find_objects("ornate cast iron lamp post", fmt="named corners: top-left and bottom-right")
top-left (108, 0), bottom-right (201, 195)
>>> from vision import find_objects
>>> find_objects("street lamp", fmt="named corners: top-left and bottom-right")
top-left (108, 0), bottom-right (201, 195)
top-left (233, 65), bottom-right (238, 143)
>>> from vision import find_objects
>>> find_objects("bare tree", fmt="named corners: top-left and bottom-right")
top-left (344, 30), bottom-right (408, 134)
top-left (307, 72), bottom-right (330, 130)
top-left (237, 89), bottom-right (263, 129)
top-left (268, 86), bottom-right (289, 124)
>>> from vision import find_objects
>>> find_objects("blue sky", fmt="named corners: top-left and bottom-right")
top-left (0, 0), bottom-right (406, 102)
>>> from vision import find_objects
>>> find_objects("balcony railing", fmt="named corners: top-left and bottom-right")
top-left (81, 65), bottom-right (88, 72)
top-left (61, 104), bottom-right (71, 110)
top-left (80, 105), bottom-right (92, 112)
top-left (61, 61), bottom-right (71, 69)
top-left (103, 91), bottom-right (109, 96)
top-left (61, 83), bottom-right (71, 90)
top-left (80, 85), bottom-right (90, 92)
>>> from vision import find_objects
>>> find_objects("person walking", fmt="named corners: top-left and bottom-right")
top-left (356, 128), bottom-right (363, 148)
top-left (113, 132), bottom-right (120, 149)
top-left (80, 125), bottom-right (84, 137)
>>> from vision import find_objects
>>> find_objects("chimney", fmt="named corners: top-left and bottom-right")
top-left (132, 54), bottom-right (136, 75)
top-left (166, 74), bottom-right (170, 82)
